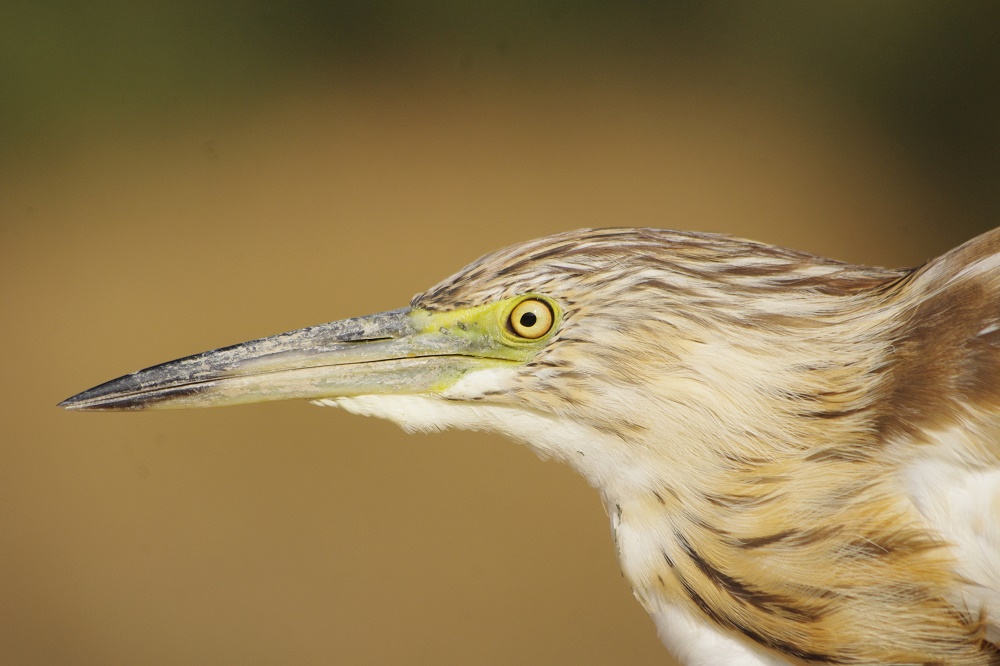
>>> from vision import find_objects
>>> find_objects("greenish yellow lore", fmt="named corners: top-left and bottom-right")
top-left (412, 294), bottom-right (561, 356)
top-left (408, 294), bottom-right (562, 392)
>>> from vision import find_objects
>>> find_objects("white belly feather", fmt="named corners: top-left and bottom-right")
top-left (903, 452), bottom-right (1000, 642)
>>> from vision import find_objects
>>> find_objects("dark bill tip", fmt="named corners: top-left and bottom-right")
top-left (59, 372), bottom-right (206, 411)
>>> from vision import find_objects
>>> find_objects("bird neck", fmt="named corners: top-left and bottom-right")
top-left (594, 280), bottom-right (999, 664)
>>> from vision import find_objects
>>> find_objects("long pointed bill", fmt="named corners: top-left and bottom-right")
top-left (59, 307), bottom-right (521, 411)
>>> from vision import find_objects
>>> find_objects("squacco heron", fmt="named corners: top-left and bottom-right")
top-left (62, 228), bottom-right (1000, 665)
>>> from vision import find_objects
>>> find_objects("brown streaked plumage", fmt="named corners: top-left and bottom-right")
top-left (62, 228), bottom-right (1000, 665)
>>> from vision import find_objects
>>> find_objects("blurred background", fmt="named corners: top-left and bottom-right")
top-left (3, 2), bottom-right (999, 664)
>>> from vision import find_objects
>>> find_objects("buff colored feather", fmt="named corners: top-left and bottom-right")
top-left (65, 227), bottom-right (1000, 665)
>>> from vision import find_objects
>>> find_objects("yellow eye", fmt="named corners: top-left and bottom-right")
top-left (509, 299), bottom-right (554, 339)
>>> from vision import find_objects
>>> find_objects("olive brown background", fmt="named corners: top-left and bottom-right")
top-left (3, 3), bottom-right (999, 664)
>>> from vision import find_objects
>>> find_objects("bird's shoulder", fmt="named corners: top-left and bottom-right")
top-left (881, 228), bottom-right (1000, 642)
top-left (878, 227), bottom-right (1000, 463)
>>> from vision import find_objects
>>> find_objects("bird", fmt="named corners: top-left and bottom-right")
top-left (61, 227), bottom-right (1000, 665)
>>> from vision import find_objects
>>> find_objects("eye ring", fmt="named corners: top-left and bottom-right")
top-left (509, 299), bottom-right (554, 339)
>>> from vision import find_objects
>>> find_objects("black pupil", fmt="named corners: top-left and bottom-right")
top-left (519, 312), bottom-right (538, 328)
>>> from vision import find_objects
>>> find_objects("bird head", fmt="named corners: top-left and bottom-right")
top-left (60, 228), bottom-right (899, 490)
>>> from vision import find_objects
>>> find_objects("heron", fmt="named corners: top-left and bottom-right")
top-left (62, 227), bottom-right (1000, 665)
